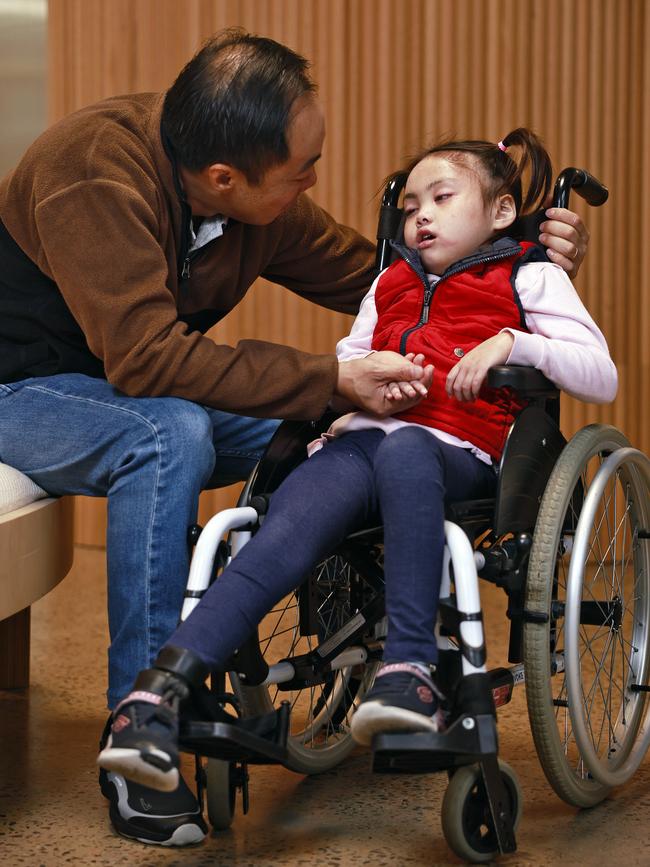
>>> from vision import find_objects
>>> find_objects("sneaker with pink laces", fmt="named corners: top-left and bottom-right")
top-left (351, 662), bottom-right (447, 746)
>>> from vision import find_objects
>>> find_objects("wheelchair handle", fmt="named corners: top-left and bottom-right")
top-left (375, 173), bottom-right (408, 273)
top-left (553, 167), bottom-right (608, 210)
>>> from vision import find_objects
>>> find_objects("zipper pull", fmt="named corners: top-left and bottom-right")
top-left (421, 288), bottom-right (432, 323)
top-left (181, 257), bottom-right (191, 280)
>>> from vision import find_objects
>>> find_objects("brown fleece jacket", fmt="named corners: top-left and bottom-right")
top-left (0, 92), bottom-right (376, 419)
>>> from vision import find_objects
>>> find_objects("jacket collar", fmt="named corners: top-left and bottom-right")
top-left (390, 236), bottom-right (522, 282)
top-left (144, 94), bottom-right (194, 267)
top-left (144, 94), bottom-right (184, 211)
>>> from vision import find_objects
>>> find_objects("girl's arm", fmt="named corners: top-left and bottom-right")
top-left (503, 261), bottom-right (618, 403)
top-left (335, 276), bottom-right (380, 360)
top-left (334, 274), bottom-right (432, 406)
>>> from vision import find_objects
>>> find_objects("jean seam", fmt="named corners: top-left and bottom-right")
top-left (213, 448), bottom-right (265, 459)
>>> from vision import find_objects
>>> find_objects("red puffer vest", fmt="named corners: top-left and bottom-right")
top-left (371, 240), bottom-right (542, 460)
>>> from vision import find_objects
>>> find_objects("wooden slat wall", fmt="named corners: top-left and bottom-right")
top-left (46, 0), bottom-right (649, 547)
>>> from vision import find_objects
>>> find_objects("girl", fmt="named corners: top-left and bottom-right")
top-left (98, 128), bottom-right (617, 791)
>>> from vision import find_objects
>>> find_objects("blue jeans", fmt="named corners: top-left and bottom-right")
top-left (171, 426), bottom-right (496, 669)
top-left (0, 373), bottom-right (279, 707)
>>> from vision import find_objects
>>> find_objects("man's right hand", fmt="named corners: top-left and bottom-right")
top-left (334, 351), bottom-right (434, 417)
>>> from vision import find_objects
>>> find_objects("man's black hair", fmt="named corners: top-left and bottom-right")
top-left (162, 29), bottom-right (316, 185)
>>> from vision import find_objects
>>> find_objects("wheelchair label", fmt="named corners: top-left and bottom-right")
top-left (316, 612), bottom-right (366, 657)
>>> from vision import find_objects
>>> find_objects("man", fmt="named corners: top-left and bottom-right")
top-left (0, 29), bottom-right (589, 846)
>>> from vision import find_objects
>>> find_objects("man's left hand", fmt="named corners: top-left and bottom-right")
top-left (538, 200), bottom-right (590, 280)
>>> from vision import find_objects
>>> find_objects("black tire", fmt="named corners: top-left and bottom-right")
top-left (205, 758), bottom-right (236, 830)
top-left (441, 760), bottom-right (522, 863)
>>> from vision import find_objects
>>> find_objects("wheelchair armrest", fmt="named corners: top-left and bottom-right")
top-left (246, 412), bottom-right (341, 500)
top-left (487, 365), bottom-right (558, 398)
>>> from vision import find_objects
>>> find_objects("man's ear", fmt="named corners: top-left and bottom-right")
top-left (493, 193), bottom-right (517, 231)
top-left (205, 163), bottom-right (239, 193)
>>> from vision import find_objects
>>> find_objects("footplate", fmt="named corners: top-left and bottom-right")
top-left (179, 702), bottom-right (290, 766)
top-left (371, 713), bottom-right (498, 774)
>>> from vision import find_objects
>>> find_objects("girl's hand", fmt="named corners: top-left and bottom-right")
top-left (446, 333), bottom-right (514, 402)
top-left (539, 201), bottom-right (589, 280)
top-left (384, 352), bottom-right (433, 406)
top-left (336, 351), bottom-right (432, 417)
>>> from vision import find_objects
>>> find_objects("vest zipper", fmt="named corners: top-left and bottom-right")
top-left (397, 246), bottom-right (521, 355)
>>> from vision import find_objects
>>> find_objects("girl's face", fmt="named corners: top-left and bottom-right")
top-left (402, 154), bottom-right (514, 274)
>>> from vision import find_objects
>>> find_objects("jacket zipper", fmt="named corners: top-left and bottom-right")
top-left (397, 246), bottom-right (521, 355)
top-left (181, 234), bottom-right (228, 282)
top-left (178, 196), bottom-right (193, 283)
top-left (162, 124), bottom-right (222, 288)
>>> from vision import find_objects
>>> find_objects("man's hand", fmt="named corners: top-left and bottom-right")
top-left (446, 332), bottom-right (514, 402)
top-left (538, 198), bottom-right (590, 280)
top-left (335, 351), bottom-right (433, 417)
top-left (382, 352), bottom-right (432, 403)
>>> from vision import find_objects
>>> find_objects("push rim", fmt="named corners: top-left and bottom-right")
top-left (564, 446), bottom-right (650, 786)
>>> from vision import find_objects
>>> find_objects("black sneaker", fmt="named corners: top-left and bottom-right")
top-left (351, 662), bottom-right (446, 746)
top-left (99, 766), bottom-right (207, 846)
top-left (98, 645), bottom-right (214, 792)
top-left (98, 667), bottom-right (186, 792)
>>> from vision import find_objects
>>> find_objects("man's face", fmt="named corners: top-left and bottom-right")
top-left (227, 95), bottom-right (325, 225)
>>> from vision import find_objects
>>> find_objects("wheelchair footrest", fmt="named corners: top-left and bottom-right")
top-left (371, 713), bottom-right (498, 774)
top-left (179, 702), bottom-right (290, 766)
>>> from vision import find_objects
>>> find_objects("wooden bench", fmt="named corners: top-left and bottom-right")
top-left (0, 464), bottom-right (74, 688)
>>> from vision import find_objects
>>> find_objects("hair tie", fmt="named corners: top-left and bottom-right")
top-left (497, 140), bottom-right (508, 152)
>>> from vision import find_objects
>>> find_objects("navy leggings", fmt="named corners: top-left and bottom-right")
top-left (170, 426), bottom-right (496, 667)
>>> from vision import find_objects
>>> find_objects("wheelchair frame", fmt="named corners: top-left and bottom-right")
top-left (176, 169), bottom-right (650, 863)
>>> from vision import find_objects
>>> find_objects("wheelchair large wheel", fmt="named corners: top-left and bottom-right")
top-left (524, 424), bottom-right (650, 807)
top-left (441, 760), bottom-right (522, 863)
top-left (231, 548), bottom-right (381, 774)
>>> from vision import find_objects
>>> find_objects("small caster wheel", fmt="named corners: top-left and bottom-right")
top-left (206, 759), bottom-right (236, 830)
top-left (440, 760), bottom-right (522, 863)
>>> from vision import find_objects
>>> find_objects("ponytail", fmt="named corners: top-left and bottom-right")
top-left (497, 127), bottom-right (553, 215)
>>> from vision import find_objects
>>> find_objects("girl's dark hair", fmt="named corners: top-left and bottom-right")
top-left (162, 28), bottom-right (316, 184)
top-left (398, 127), bottom-right (553, 217)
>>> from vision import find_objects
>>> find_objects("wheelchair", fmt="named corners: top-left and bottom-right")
top-left (177, 168), bottom-right (650, 863)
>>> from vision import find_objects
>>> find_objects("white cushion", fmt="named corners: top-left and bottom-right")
top-left (0, 463), bottom-right (48, 517)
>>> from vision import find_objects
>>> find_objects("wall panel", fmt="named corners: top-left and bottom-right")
top-left (45, 0), bottom-right (649, 546)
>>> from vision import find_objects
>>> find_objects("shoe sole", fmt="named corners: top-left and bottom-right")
top-left (107, 802), bottom-right (206, 846)
top-left (98, 747), bottom-right (179, 793)
top-left (351, 700), bottom-right (444, 746)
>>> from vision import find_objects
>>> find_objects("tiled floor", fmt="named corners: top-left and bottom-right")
top-left (2, 545), bottom-right (650, 866)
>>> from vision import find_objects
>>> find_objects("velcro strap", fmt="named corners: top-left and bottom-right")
top-left (114, 690), bottom-right (163, 714)
top-left (376, 662), bottom-right (445, 700)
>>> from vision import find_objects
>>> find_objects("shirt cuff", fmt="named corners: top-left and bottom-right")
top-left (501, 327), bottom-right (545, 368)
